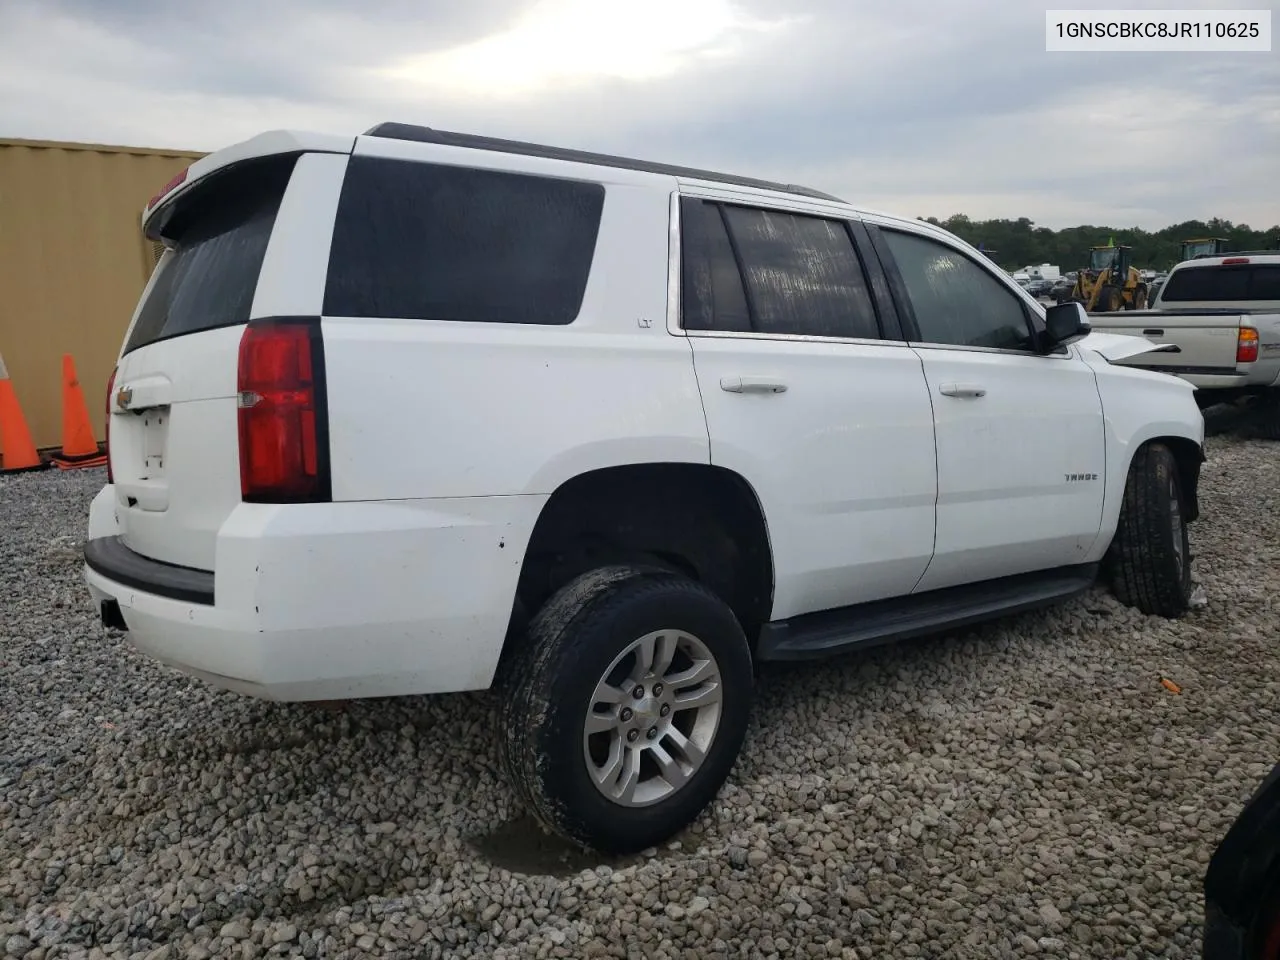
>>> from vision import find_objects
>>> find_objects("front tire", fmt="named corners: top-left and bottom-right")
top-left (1105, 442), bottom-right (1192, 618)
top-left (497, 566), bottom-right (754, 855)
top-left (1098, 285), bottom-right (1124, 312)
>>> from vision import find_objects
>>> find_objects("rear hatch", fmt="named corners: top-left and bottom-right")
top-left (109, 154), bottom-right (299, 571)
top-left (1086, 310), bottom-right (1245, 373)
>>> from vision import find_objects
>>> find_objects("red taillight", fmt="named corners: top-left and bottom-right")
top-left (236, 319), bottom-right (330, 503)
top-left (147, 168), bottom-right (189, 210)
top-left (105, 367), bottom-right (116, 483)
top-left (1222, 257), bottom-right (1251, 265)
top-left (1238, 327), bottom-right (1260, 364)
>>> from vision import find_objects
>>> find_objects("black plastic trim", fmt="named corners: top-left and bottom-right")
top-left (362, 122), bottom-right (845, 204)
top-left (756, 563), bottom-right (1099, 661)
top-left (862, 222), bottom-right (923, 341)
top-left (84, 536), bottom-right (215, 605)
top-left (1120, 364), bottom-right (1238, 377)
top-left (847, 219), bottom-right (905, 341)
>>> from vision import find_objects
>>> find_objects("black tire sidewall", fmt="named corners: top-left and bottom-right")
top-left (1155, 448), bottom-right (1193, 599)
top-left (1133, 445), bottom-right (1192, 608)
top-left (525, 576), bottom-right (753, 853)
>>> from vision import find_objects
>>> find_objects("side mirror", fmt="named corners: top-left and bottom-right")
top-left (1043, 301), bottom-right (1091, 349)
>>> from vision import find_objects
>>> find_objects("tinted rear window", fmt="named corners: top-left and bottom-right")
top-left (124, 155), bottom-right (296, 354)
top-left (323, 156), bottom-right (605, 325)
top-left (1160, 263), bottom-right (1280, 302)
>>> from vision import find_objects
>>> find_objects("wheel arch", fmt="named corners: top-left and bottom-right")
top-left (500, 461), bottom-right (777, 668)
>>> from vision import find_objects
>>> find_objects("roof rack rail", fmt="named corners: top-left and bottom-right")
top-left (362, 122), bottom-right (845, 204)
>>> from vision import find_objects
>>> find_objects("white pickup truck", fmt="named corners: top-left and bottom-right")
top-left (1087, 253), bottom-right (1280, 437)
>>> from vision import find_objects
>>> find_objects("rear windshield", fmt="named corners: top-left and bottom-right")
top-left (123, 155), bottom-right (297, 354)
top-left (1159, 263), bottom-right (1280, 303)
top-left (323, 156), bottom-right (605, 324)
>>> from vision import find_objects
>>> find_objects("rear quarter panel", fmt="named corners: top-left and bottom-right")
top-left (321, 174), bottom-right (710, 501)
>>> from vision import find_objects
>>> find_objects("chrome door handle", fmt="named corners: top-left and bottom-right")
top-left (938, 382), bottom-right (986, 398)
top-left (720, 376), bottom-right (788, 394)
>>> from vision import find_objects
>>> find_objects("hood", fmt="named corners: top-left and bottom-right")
top-left (1075, 331), bottom-right (1181, 364)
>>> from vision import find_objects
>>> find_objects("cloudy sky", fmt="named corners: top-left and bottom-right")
top-left (1, 0), bottom-right (1277, 230)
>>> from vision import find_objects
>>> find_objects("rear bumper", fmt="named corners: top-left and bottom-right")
top-left (83, 484), bottom-right (547, 701)
top-left (84, 536), bottom-right (214, 605)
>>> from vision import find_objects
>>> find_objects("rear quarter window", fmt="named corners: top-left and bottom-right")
top-left (323, 156), bottom-right (605, 325)
top-left (125, 155), bottom-right (297, 354)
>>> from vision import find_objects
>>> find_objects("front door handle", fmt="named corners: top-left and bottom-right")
top-left (720, 376), bottom-right (788, 394)
top-left (938, 382), bottom-right (987, 398)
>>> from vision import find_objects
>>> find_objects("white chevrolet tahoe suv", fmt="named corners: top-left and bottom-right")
top-left (84, 122), bottom-right (1207, 855)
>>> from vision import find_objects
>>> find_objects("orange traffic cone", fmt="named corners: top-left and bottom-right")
top-left (50, 354), bottom-right (107, 470)
top-left (0, 350), bottom-right (46, 473)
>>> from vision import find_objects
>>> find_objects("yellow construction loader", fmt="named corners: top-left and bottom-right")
top-left (1070, 244), bottom-right (1148, 312)
top-left (1180, 237), bottom-right (1230, 261)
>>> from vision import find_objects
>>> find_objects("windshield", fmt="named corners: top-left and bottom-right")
top-left (1089, 249), bottom-right (1117, 270)
top-left (1183, 241), bottom-right (1223, 259)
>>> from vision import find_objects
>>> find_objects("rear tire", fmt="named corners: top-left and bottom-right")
top-left (1105, 442), bottom-right (1192, 618)
top-left (497, 565), bottom-right (754, 855)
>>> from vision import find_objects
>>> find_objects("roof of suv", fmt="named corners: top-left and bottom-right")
top-left (363, 122), bottom-right (846, 205)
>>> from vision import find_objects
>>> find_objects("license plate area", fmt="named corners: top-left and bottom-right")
top-left (139, 407), bottom-right (170, 480)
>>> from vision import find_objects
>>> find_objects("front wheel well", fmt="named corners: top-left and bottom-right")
top-left (1134, 436), bottom-right (1203, 523)
top-left (503, 463), bottom-right (775, 665)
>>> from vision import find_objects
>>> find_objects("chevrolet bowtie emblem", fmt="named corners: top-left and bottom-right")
top-left (116, 386), bottom-right (133, 410)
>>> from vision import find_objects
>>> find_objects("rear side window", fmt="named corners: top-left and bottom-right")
top-left (681, 198), bottom-right (882, 340)
top-left (1160, 264), bottom-right (1280, 302)
top-left (324, 156), bottom-right (605, 324)
top-left (125, 155), bottom-right (296, 355)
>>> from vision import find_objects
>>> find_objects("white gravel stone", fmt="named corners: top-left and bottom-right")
top-left (2, 433), bottom-right (1278, 958)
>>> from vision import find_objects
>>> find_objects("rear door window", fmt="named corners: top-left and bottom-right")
top-left (1160, 264), bottom-right (1280, 302)
top-left (125, 155), bottom-right (297, 354)
top-left (680, 198), bottom-right (883, 340)
top-left (323, 156), bottom-right (605, 325)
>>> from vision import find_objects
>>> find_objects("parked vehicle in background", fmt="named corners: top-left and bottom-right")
top-left (1088, 253), bottom-right (1280, 435)
top-left (1069, 244), bottom-right (1149, 312)
top-left (1023, 263), bottom-right (1061, 282)
top-left (1050, 274), bottom-right (1077, 303)
top-left (1183, 237), bottom-right (1231, 262)
top-left (1203, 762), bottom-right (1280, 958)
top-left (82, 123), bottom-right (1207, 854)
top-left (1025, 277), bottom-right (1054, 299)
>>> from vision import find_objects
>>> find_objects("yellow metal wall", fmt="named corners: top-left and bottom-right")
top-left (0, 138), bottom-right (205, 451)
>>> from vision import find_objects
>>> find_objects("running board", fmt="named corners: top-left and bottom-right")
top-left (756, 562), bottom-right (1100, 661)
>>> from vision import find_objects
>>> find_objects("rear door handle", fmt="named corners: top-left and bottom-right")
top-left (720, 376), bottom-right (788, 394)
top-left (938, 382), bottom-right (987, 398)
top-left (1143, 328), bottom-right (1164, 336)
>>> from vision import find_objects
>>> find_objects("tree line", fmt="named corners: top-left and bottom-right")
top-left (916, 215), bottom-right (1280, 273)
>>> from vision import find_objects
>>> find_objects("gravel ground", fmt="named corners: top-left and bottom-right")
top-left (2, 431), bottom-right (1278, 960)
